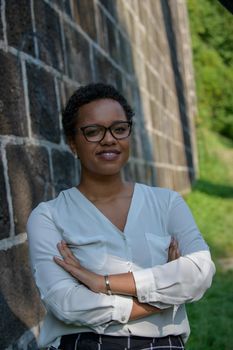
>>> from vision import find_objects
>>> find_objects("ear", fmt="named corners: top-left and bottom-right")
top-left (68, 139), bottom-right (78, 158)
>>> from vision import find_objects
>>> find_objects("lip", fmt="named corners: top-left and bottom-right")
top-left (96, 150), bottom-right (121, 155)
top-left (96, 150), bottom-right (121, 161)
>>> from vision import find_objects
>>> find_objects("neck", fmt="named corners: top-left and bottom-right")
top-left (77, 172), bottom-right (129, 201)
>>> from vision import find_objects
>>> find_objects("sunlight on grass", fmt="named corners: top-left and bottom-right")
top-left (184, 128), bottom-right (233, 350)
top-left (185, 128), bottom-right (233, 258)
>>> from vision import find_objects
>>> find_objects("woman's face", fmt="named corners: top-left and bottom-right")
top-left (70, 98), bottom-right (131, 177)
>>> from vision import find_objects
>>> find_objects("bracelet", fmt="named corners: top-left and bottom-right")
top-left (104, 275), bottom-right (112, 295)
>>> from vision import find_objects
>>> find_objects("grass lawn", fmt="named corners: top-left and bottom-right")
top-left (184, 128), bottom-right (233, 350)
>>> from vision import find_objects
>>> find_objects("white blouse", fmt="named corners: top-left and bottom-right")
top-left (27, 183), bottom-right (215, 348)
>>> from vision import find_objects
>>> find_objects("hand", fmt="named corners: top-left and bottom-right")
top-left (54, 240), bottom-right (105, 293)
top-left (168, 238), bottom-right (180, 262)
top-left (130, 297), bottom-right (161, 320)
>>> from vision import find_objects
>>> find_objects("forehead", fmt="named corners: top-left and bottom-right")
top-left (77, 98), bottom-right (127, 125)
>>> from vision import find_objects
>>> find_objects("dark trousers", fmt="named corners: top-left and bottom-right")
top-left (58, 332), bottom-right (185, 350)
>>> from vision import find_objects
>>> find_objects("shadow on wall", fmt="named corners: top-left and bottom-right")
top-left (0, 242), bottom-right (45, 350)
top-left (160, 0), bottom-right (194, 184)
top-left (0, 291), bottom-right (28, 349)
top-left (0, 291), bottom-right (39, 349)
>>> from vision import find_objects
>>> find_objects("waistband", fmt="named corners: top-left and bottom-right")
top-left (57, 332), bottom-right (185, 349)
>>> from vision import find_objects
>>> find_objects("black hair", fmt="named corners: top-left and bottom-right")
top-left (62, 83), bottom-right (134, 142)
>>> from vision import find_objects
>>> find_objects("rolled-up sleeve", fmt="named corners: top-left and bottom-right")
top-left (27, 203), bottom-right (133, 331)
top-left (133, 191), bottom-right (216, 307)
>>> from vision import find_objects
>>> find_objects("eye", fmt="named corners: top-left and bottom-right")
top-left (113, 123), bottom-right (129, 134)
top-left (84, 126), bottom-right (101, 137)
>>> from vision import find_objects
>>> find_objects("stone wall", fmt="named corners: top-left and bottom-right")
top-left (0, 0), bottom-right (197, 348)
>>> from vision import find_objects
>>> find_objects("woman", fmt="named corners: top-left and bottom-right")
top-left (27, 83), bottom-right (215, 350)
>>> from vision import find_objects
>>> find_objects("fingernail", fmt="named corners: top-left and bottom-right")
top-left (54, 255), bottom-right (62, 260)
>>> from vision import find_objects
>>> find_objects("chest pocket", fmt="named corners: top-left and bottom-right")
top-left (145, 232), bottom-right (171, 266)
top-left (66, 235), bottom-right (107, 272)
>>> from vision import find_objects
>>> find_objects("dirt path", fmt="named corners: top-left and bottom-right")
top-left (217, 257), bottom-right (233, 271)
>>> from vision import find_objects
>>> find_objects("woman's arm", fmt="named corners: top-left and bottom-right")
top-left (133, 193), bottom-right (215, 306)
top-left (27, 203), bottom-right (135, 331)
top-left (54, 240), bottom-right (162, 319)
top-left (55, 238), bottom-right (180, 300)
top-left (55, 193), bottom-right (215, 307)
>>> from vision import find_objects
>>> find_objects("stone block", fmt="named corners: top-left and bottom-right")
top-left (52, 149), bottom-right (77, 195)
top-left (49, 0), bottom-right (72, 16)
top-left (0, 242), bottom-right (45, 349)
top-left (106, 15), bottom-right (120, 63)
top-left (96, 4), bottom-right (109, 53)
top-left (5, 0), bottom-right (35, 55)
top-left (73, 0), bottom-right (97, 41)
top-left (99, 0), bottom-right (118, 20)
top-left (63, 22), bottom-right (92, 83)
top-left (0, 0), bottom-right (3, 40)
top-left (118, 32), bottom-right (133, 74)
top-left (6, 144), bottom-right (53, 234)
top-left (93, 48), bottom-right (121, 88)
top-left (0, 149), bottom-right (10, 239)
top-left (0, 51), bottom-right (28, 137)
top-left (34, 0), bottom-right (64, 71)
top-left (27, 62), bottom-right (60, 143)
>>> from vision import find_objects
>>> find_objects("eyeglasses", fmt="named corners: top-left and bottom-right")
top-left (78, 121), bottom-right (133, 143)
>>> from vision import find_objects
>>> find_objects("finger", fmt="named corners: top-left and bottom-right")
top-left (61, 241), bottom-right (76, 259)
top-left (168, 238), bottom-right (180, 261)
top-left (169, 237), bottom-right (175, 247)
top-left (172, 239), bottom-right (180, 259)
top-left (57, 243), bottom-right (82, 270)
top-left (57, 242), bottom-right (75, 261)
top-left (175, 247), bottom-right (180, 259)
top-left (61, 242), bottom-right (81, 265)
top-left (168, 246), bottom-right (175, 262)
top-left (53, 256), bottom-right (79, 277)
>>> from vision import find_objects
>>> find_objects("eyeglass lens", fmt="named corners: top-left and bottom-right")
top-left (82, 122), bottom-right (132, 142)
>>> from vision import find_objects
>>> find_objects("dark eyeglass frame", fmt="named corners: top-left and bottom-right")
top-left (77, 120), bottom-right (133, 143)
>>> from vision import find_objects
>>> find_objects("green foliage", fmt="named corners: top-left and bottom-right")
top-left (184, 128), bottom-right (233, 349)
top-left (185, 129), bottom-right (233, 258)
top-left (186, 270), bottom-right (233, 350)
top-left (187, 0), bottom-right (233, 139)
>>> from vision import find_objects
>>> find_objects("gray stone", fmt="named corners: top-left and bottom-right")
top-left (118, 32), bottom-right (133, 74)
top-left (73, 0), bottom-right (97, 41)
top-left (49, 0), bottom-right (72, 16)
top-left (96, 4), bottom-right (109, 53)
top-left (0, 51), bottom-right (28, 137)
top-left (99, 0), bottom-right (118, 20)
top-left (5, 0), bottom-right (35, 55)
top-left (52, 149), bottom-right (77, 195)
top-left (106, 15), bottom-right (120, 63)
top-left (0, 243), bottom-right (44, 349)
top-left (34, 0), bottom-right (64, 71)
top-left (0, 149), bottom-right (10, 239)
top-left (63, 22), bottom-right (92, 83)
top-left (6, 144), bottom-right (53, 234)
top-left (0, 0), bottom-right (3, 40)
top-left (93, 48), bottom-right (122, 88)
top-left (27, 62), bottom-right (60, 143)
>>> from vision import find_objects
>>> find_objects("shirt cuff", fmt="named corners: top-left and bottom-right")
top-left (133, 268), bottom-right (156, 303)
top-left (112, 295), bottom-right (133, 324)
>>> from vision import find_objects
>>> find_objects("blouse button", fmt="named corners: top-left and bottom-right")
top-left (141, 296), bottom-right (146, 301)
top-left (121, 316), bottom-right (126, 321)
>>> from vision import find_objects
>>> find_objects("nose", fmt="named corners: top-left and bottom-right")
top-left (100, 128), bottom-right (117, 145)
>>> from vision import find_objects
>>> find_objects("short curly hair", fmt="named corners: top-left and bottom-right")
top-left (62, 83), bottom-right (134, 142)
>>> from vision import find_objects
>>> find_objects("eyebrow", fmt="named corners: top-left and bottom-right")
top-left (79, 120), bottom-right (130, 128)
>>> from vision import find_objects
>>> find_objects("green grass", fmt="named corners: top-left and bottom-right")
top-left (184, 128), bottom-right (233, 350)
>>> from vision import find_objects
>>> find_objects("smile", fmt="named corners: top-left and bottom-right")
top-left (96, 151), bottom-right (121, 160)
